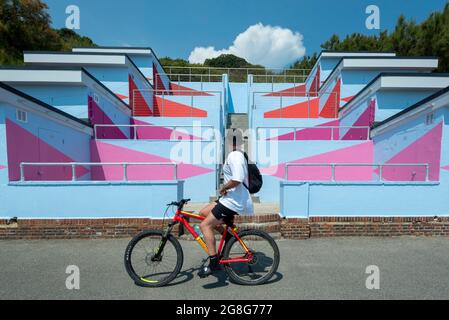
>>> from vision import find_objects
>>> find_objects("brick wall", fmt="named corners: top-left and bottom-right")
top-left (1, 216), bottom-right (449, 240)
top-left (279, 216), bottom-right (449, 239)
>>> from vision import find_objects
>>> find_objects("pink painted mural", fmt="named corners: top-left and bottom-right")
top-left (88, 96), bottom-right (128, 139)
top-left (6, 119), bottom-right (89, 181)
top-left (90, 141), bottom-right (213, 181)
top-left (267, 120), bottom-right (340, 141)
top-left (380, 122), bottom-right (443, 182)
top-left (341, 100), bottom-right (375, 140)
top-left (261, 141), bottom-right (374, 181)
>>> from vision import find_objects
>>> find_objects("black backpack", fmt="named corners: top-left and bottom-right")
top-left (241, 152), bottom-right (263, 194)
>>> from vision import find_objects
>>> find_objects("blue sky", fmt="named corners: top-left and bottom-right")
top-left (44, 0), bottom-right (448, 67)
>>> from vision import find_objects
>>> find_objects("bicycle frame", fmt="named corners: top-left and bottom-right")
top-left (169, 208), bottom-right (253, 265)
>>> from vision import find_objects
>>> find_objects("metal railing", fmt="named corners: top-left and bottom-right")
top-left (158, 73), bottom-right (224, 86)
top-left (256, 126), bottom-right (371, 141)
top-left (160, 66), bottom-right (311, 83)
top-left (93, 124), bottom-right (216, 141)
top-left (284, 163), bottom-right (430, 182)
top-left (132, 89), bottom-right (222, 117)
top-left (252, 74), bottom-right (308, 84)
top-left (19, 162), bottom-right (178, 182)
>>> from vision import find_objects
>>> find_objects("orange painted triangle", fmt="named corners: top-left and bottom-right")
top-left (154, 96), bottom-right (207, 117)
top-left (264, 98), bottom-right (319, 118)
top-left (115, 93), bottom-right (128, 100)
top-left (169, 83), bottom-right (212, 96)
top-left (319, 78), bottom-right (340, 118)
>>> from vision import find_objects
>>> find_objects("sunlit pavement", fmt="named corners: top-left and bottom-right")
top-left (1, 237), bottom-right (448, 300)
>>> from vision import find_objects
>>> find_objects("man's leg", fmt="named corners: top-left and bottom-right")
top-left (198, 213), bottom-right (224, 278)
top-left (200, 213), bottom-right (222, 256)
top-left (199, 203), bottom-right (225, 235)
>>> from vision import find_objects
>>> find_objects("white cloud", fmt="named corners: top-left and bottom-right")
top-left (188, 23), bottom-right (306, 69)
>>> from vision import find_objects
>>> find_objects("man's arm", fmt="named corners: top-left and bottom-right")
top-left (219, 180), bottom-right (240, 196)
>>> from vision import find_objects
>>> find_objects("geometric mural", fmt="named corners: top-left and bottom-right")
top-left (169, 83), bottom-right (212, 96)
top-left (90, 140), bottom-right (213, 181)
top-left (153, 96), bottom-right (208, 117)
top-left (88, 96), bottom-right (128, 139)
top-left (267, 120), bottom-right (340, 140)
top-left (264, 84), bottom-right (307, 97)
top-left (381, 122), bottom-right (443, 181)
top-left (319, 78), bottom-right (341, 118)
top-left (264, 98), bottom-right (320, 118)
top-left (340, 99), bottom-right (375, 140)
top-left (260, 141), bottom-right (374, 180)
top-left (5, 119), bottom-right (89, 181)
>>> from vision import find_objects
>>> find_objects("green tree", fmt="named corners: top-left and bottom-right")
top-left (314, 3), bottom-right (449, 72)
top-left (0, 0), bottom-right (96, 65)
top-left (204, 54), bottom-right (254, 68)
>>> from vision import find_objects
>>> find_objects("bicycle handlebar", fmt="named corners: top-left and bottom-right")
top-left (167, 198), bottom-right (191, 209)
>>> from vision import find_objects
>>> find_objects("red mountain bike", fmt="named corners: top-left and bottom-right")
top-left (124, 198), bottom-right (280, 287)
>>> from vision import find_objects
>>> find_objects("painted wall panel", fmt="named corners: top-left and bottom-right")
top-left (2, 104), bottom-right (91, 182)
top-left (11, 84), bottom-right (88, 119)
top-left (0, 181), bottom-right (183, 219)
top-left (373, 111), bottom-right (444, 181)
top-left (281, 181), bottom-right (448, 217)
top-left (255, 140), bottom-right (373, 202)
top-left (90, 140), bottom-right (217, 202)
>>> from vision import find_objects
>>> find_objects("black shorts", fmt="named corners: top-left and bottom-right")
top-left (212, 201), bottom-right (238, 224)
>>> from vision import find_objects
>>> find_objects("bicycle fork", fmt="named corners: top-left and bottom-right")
top-left (153, 221), bottom-right (177, 260)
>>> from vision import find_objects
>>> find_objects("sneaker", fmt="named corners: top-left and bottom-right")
top-left (198, 255), bottom-right (221, 278)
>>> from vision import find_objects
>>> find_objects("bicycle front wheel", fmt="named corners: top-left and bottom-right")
top-left (124, 230), bottom-right (183, 287)
top-left (222, 229), bottom-right (280, 286)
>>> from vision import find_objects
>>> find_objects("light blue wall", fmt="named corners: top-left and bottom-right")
top-left (228, 82), bottom-right (249, 114)
top-left (280, 181), bottom-right (447, 217)
top-left (86, 66), bottom-right (129, 104)
top-left (0, 181), bottom-right (183, 219)
top-left (376, 90), bottom-right (439, 121)
top-left (11, 84), bottom-right (88, 119)
top-left (320, 57), bottom-right (341, 83)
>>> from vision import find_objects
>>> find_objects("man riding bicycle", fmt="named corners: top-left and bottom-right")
top-left (198, 134), bottom-right (254, 278)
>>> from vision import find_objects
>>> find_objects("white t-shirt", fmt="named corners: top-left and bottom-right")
top-left (219, 151), bottom-right (254, 214)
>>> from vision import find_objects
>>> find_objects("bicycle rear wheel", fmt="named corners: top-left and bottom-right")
top-left (124, 230), bottom-right (183, 287)
top-left (222, 229), bottom-right (280, 286)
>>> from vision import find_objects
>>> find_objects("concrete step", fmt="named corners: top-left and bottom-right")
top-left (227, 114), bottom-right (249, 130)
top-left (185, 202), bottom-right (279, 215)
